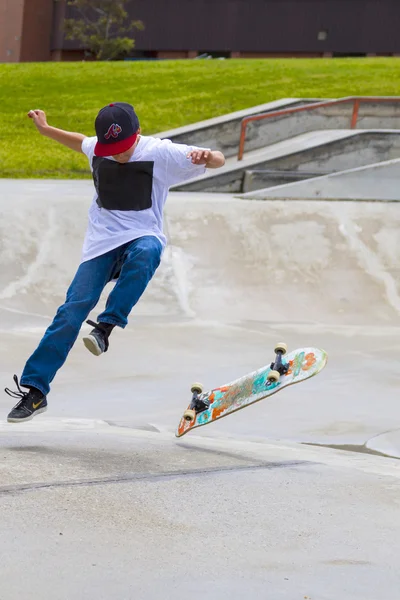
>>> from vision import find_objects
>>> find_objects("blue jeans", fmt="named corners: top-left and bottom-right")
top-left (20, 235), bottom-right (162, 396)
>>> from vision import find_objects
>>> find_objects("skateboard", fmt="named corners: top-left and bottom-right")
top-left (175, 343), bottom-right (327, 437)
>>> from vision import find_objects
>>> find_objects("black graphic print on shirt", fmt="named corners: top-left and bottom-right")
top-left (92, 156), bottom-right (154, 211)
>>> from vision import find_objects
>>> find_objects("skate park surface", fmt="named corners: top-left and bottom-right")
top-left (1, 179), bottom-right (400, 599)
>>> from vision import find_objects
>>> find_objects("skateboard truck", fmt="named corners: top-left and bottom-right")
top-left (183, 383), bottom-right (210, 423)
top-left (267, 342), bottom-right (289, 384)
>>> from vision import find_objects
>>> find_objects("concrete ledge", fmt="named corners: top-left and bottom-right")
top-left (240, 157), bottom-right (400, 201)
top-left (172, 130), bottom-right (400, 193)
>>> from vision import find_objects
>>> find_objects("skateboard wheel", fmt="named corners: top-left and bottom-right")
top-left (274, 342), bottom-right (287, 355)
top-left (183, 409), bottom-right (196, 423)
top-left (191, 382), bottom-right (203, 394)
top-left (267, 370), bottom-right (280, 383)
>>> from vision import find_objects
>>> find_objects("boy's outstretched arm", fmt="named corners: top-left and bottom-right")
top-left (28, 109), bottom-right (86, 153)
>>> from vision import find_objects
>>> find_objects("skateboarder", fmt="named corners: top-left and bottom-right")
top-left (5, 102), bottom-right (225, 423)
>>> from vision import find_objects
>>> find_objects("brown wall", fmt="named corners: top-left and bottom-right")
top-left (0, 0), bottom-right (25, 62)
top-left (20, 0), bottom-right (53, 61)
top-left (61, 0), bottom-right (400, 55)
top-left (2, 0), bottom-right (400, 62)
top-left (133, 0), bottom-right (400, 54)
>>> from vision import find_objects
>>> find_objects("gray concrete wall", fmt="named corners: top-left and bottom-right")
top-left (156, 98), bottom-right (400, 163)
top-left (240, 158), bottom-right (400, 201)
top-left (155, 99), bottom-right (319, 157)
top-left (243, 169), bottom-right (331, 192)
top-left (173, 131), bottom-right (400, 193)
top-left (240, 99), bottom-right (400, 155)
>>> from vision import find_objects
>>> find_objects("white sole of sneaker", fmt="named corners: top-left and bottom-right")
top-left (82, 334), bottom-right (103, 356)
top-left (7, 406), bottom-right (47, 424)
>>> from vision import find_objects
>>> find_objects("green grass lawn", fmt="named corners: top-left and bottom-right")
top-left (0, 58), bottom-right (399, 178)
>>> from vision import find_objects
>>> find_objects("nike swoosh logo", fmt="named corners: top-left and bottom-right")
top-left (32, 400), bottom-right (44, 410)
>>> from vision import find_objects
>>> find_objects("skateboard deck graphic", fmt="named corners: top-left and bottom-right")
top-left (176, 347), bottom-right (327, 437)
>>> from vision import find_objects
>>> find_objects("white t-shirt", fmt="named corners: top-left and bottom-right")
top-left (80, 135), bottom-right (207, 263)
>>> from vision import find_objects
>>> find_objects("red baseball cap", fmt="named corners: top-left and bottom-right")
top-left (94, 102), bottom-right (140, 157)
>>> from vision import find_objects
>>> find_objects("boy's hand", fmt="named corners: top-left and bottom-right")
top-left (187, 149), bottom-right (211, 165)
top-left (186, 148), bottom-right (225, 168)
top-left (28, 109), bottom-right (48, 133)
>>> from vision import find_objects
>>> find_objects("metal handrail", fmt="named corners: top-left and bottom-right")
top-left (237, 96), bottom-right (400, 161)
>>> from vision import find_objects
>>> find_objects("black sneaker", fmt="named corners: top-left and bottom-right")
top-left (82, 320), bottom-right (113, 356)
top-left (5, 375), bottom-right (47, 423)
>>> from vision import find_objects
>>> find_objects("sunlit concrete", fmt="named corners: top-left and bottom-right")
top-left (1, 180), bottom-right (400, 600)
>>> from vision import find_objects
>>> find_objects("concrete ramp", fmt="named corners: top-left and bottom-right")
top-left (240, 158), bottom-right (400, 201)
top-left (1, 179), bottom-right (400, 445)
top-left (1, 181), bottom-right (400, 330)
top-left (172, 130), bottom-right (400, 193)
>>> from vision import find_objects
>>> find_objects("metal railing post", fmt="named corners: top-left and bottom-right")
top-left (238, 119), bottom-right (247, 161)
top-left (351, 99), bottom-right (360, 128)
